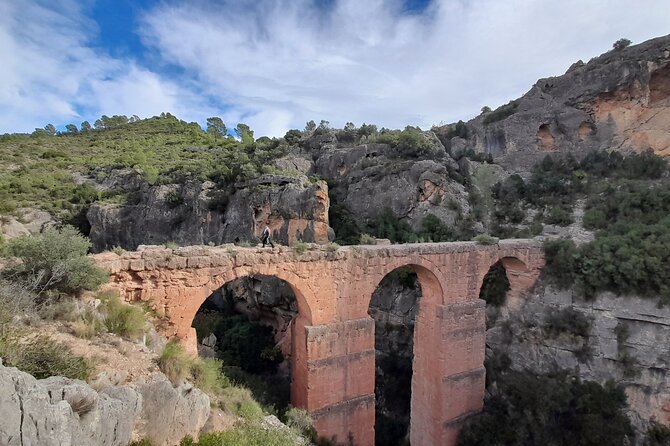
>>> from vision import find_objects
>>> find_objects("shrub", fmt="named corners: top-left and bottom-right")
top-left (158, 341), bottom-right (231, 396)
top-left (458, 372), bottom-right (633, 446)
top-left (359, 233), bottom-right (377, 245)
top-left (158, 341), bottom-right (192, 384)
top-left (613, 38), bottom-right (632, 51)
top-left (291, 241), bottom-right (308, 254)
top-left (544, 308), bottom-right (592, 339)
top-left (324, 242), bottom-right (340, 253)
top-left (190, 357), bottom-right (230, 394)
top-left (101, 293), bottom-right (146, 340)
top-left (71, 305), bottom-right (106, 338)
top-left (419, 214), bottom-right (455, 242)
top-left (0, 329), bottom-right (91, 380)
top-left (0, 280), bottom-right (37, 318)
top-left (543, 239), bottom-right (578, 289)
top-left (129, 440), bottom-right (154, 446)
top-left (473, 234), bottom-right (499, 245)
top-left (284, 407), bottom-right (316, 439)
top-left (545, 205), bottom-right (573, 226)
top-left (183, 423), bottom-right (296, 446)
top-left (217, 316), bottom-right (283, 374)
top-left (646, 422), bottom-right (670, 446)
top-left (1, 226), bottom-right (107, 294)
top-left (218, 386), bottom-right (264, 420)
top-left (482, 100), bottom-right (519, 125)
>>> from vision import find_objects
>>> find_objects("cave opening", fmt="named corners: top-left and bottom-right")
top-left (191, 275), bottom-right (299, 413)
top-left (369, 266), bottom-right (421, 446)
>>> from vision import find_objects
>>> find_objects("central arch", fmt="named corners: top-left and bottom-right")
top-left (367, 261), bottom-right (446, 445)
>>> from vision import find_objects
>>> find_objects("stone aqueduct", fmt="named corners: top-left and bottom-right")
top-left (93, 239), bottom-right (544, 446)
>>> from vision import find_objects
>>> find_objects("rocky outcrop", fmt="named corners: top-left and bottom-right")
top-left (0, 208), bottom-right (56, 240)
top-left (436, 34), bottom-right (670, 172)
top-left (487, 281), bottom-right (670, 438)
top-left (314, 143), bottom-right (471, 231)
top-left (133, 374), bottom-right (210, 446)
top-left (0, 362), bottom-right (140, 446)
top-left (87, 172), bottom-right (332, 252)
top-left (0, 363), bottom-right (210, 446)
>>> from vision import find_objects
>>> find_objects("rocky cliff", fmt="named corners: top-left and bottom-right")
top-left (436, 34), bottom-right (670, 172)
top-left (487, 280), bottom-right (670, 438)
top-left (0, 362), bottom-right (210, 446)
top-left (86, 169), bottom-right (332, 252)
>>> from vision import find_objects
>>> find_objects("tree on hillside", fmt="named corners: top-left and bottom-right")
top-left (65, 124), bottom-right (78, 135)
top-left (358, 123), bottom-right (378, 140)
top-left (206, 117), bottom-right (227, 138)
top-left (284, 129), bottom-right (303, 145)
top-left (44, 124), bottom-right (56, 136)
top-left (235, 123), bottom-right (254, 145)
top-left (304, 120), bottom-right (316, 134)
top-left (613, 38), bottom-right (632, 51)
top-left (80, 121), bottom-right (92, 132)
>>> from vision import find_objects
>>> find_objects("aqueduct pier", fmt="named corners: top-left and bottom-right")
top-left (93, 239), bottom-right (544, 446)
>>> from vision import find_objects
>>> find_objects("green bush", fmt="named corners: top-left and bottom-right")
top-left (646, 422), bottom-right (670, 446)
top-left (473, 234), bottom-right (499, 245)
top-left (291, 241), bottom-right (308, 254)
top-left (284, 407), bottom-right (316, 439)
top-left (158, 341), bottom-right (231, 397)
top-left (482, 100), bottom-right (519, 125)
top-left (544, 308), bottom-right (592, 338)
top-left (359, 233), bottom-right (377, 245)
top-left (545, 205), bottom-right (573, 226)
top-left (419, 214), bottom-right (455, 242)
top-left (101, 292), bottom-right (146, 340)
top-left (458, 372), bottom-right (633, 446)
top-left (181, 423), bottom-right (297, 446)
top-left (217, 384), bottom-right (265, 420)
top-left (1, 226), bottom-right (107, 294)
top-left (129, 440), bottom-right (153, 446)
top-left (158, 341), bottom-right (193, 384)
top-left (216, 316), bottom-right (283, 374)
top-left (543, 239), bottom-right (579, 289)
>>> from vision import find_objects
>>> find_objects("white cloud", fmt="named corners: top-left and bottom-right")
top-left (1, 0), bottom-right (669, 136)
top-left (140, 0), bottom-right (670, 136)
top-left (0, 1), bottom-right (209, 133)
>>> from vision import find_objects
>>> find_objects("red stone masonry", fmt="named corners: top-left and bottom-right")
top-left (92, 239), bottom-right (544, 446)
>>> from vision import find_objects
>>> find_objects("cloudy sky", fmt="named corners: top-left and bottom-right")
top-left (1, 0), bottom-right (669, 136)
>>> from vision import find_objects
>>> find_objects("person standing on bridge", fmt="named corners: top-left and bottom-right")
top-left (262, 226), bottom-right (275, 248)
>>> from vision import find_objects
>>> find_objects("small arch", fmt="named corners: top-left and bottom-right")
top-left (478, 256), bottom-right (533, 313)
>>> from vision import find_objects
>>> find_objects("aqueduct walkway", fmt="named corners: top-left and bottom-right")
top-left (93, 239), bottom-right (544, 446)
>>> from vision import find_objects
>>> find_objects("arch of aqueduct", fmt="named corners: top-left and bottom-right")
top-left (93, 239), bottom-right (544, 446)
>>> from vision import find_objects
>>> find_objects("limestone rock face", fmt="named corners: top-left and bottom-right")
top-left (87, 173), bottom-right (332, 252)
top-left (487, 280), bottom-right (670, 437)
top-left (0, 364), bottom-right (211, 446)
top-left (314, 143), bottom-right (470, 231)
top-left (0, 208), bottom-right (56, 239)
top-left (0, 363), bottom-right (140, 446)
top-left (132, 374), bottom-right (210, 446)
top-left (436, 34), bottom-right (670, 172)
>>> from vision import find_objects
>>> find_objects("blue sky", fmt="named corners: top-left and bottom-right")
top-left (1, 0), bottom-right (669, 136)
